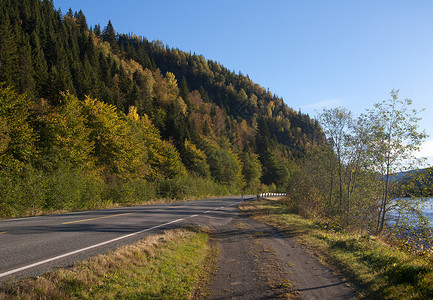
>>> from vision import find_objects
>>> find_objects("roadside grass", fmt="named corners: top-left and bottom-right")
top-left (241, 198), bottom-right (433, 300)
top-left (0, 227), bottom-right (213, 299)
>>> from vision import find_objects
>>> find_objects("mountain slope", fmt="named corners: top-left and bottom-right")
top-left (0, 0), bottom-right (325, 216)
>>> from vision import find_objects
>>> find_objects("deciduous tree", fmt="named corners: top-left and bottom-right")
top-left (361, 90), bottom-right (428, 233)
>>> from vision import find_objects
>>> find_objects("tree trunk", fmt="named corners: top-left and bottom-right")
top-left (337, 150), bottom-right (343, 212)
top-left (347, 170), bottom-right (352, 214)
top-left (379, 173), bottom-right (390, 233)
top-left (329, 163), bottom-right (334, 208)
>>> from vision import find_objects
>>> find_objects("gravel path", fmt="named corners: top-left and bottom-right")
top-left (206, 213), bottom-right (357, 299)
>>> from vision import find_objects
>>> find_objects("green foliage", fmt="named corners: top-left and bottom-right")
top-left (0, 165), bottom-right (103, 217)
top-left (102, 179), bottom-right (157, 205)
top-left (2, 0), bottom-right (323, 179)
top-left (200, 138), bottom-right (244, 189)
top-left (0, 84), bottom-right (36, 170)
top-left (181, 139), bottom-right (210, 178)
top-left (82, 96), bottom-right (144, 181)
top-left (127, 110), bottom-right (186, 181)
top-left (0, 116), bottom-right (9, 155)
top-left (0, 167), bottom-right (43, 217)
top-left (399, 168), bottom-right (433, 197)
top-left (261, 148), bottom-right (290, 188)
top-left (43, 164), bottom-right (103, 211)
top-left (288, 90), bottom-right (429, 247)
top-left (360, 90), bottom-right (428, 233)
top-left (0, 17), bottom-right (18, 85)
top-left (102, 20), bottom-right (118, 52)
top-left (0, 0), bottom-right (327, 218)
top-left (33, 93), bottom-right (95, 172)
top-left (157, 175), bottom-right (230, 200)
top-left (240, 151), bottom-right (262, 189)
top-left (317, 107), bottom-right (352, 211)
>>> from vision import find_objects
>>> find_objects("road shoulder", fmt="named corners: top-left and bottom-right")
top-left (206, 212), bottom-right (356, 299)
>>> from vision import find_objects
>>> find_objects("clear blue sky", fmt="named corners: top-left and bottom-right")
top-left (54, 0), bottom-right (433, 165)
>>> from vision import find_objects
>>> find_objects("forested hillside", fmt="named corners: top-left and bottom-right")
top-left (396, 168), bottom-right (433, 197)
top-left (0, 0), bottom-right (324, 217)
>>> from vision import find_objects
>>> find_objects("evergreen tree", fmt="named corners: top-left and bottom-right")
top-left (179, 76), bottom-right (191, 110)
top-left (0, 0), bottom-right (324, 193)
top-left (75, 10), bottom-right (88, 31)
top-left (30, 31), bottom-right (48, 98)
top-left (93, 24), bottom-right (101, 36)
top-left (241, 151), bottom-right (262, 189)
top-left (17, 32), bottom-right (35, 96)
top-left (181, 139), bottom-right (210, 178)
top-left (102, 20), bottom-right (118, 52)
top-left (66, 8), bottom-right (73, 17)
top-left (0, 17), bottom-right (18, 85)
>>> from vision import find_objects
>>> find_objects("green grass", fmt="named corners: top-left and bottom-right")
top-left (0, 227), bottom-right (213, 299)
top-left (241, 198), bottom-right (433, 299)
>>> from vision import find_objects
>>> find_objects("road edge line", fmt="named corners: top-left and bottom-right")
top-left (0, 218), bottom-right (184, 278)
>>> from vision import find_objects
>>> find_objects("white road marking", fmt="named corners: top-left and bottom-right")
top-left (0, 218), bottom-right (184, 278)
top-left (0, 200), bottom-right (241, 279)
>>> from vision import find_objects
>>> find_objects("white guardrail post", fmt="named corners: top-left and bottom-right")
top-left (257, 192), bottom-right (287, 198)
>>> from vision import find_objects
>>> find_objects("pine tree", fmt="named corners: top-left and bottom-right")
top-left (75, 10), bottom-right (87, 32)
top-left (66, 8), bottom-right (73, 17)
top-left (17, 32), bottom-right (35, 96)
top-left (179, 76), bottom-right (191, 110)
top-left (102, 20), bottom-right (118, 52)
top-left (93, 24), bottom-right (101, 36)
top-left (30, 31), bottom-right (48, 99)
top-left (0, 17), bottom-right (18, 85)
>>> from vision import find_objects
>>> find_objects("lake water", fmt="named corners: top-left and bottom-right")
top-left (388, 198), bottom-right (433, 227)
top-left (388, 198), bottom-right (433, 249)
top-left (421, 198), bottom-right (433, 224)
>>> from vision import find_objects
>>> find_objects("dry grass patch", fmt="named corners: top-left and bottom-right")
top-left (0, 227), bottom-right (213, 299)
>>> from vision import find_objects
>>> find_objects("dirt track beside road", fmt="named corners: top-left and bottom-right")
top-left (206, 212), bottom-right (357, 299)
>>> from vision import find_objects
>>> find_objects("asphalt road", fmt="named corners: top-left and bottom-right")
top-left (0, 196), bottom-right (251, 283)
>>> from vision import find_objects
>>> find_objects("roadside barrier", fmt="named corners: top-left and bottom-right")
top-left (257, 193), bottom-right (286, 198)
